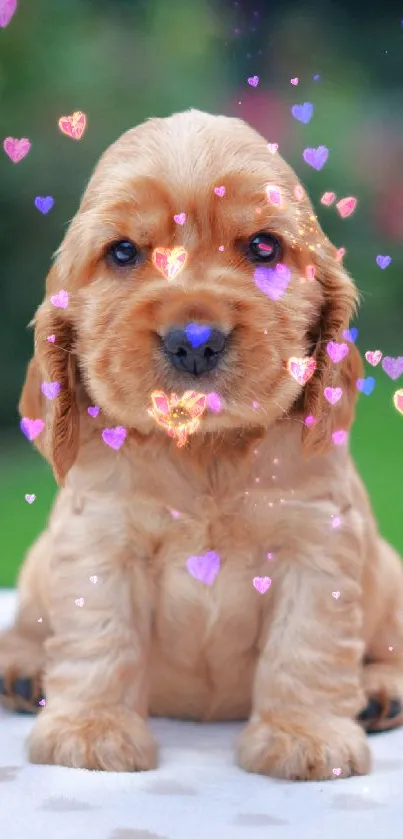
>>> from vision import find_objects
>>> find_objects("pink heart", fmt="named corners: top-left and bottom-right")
top-left (247, 75), bottom-right (259, 87)
top-left (214, 186), bottom-right (226, 197)
top-left (326, 341), bottom-right (349, 363)
top-left (0, 0), bottom-right (17, 27)
top-left (336, 196), bottom-right (357, 219)
top-left (332, 768), bottom-right (342, 776)
top-left (332, 429), bottom-right (348, 446)
top-left (288, 356), bottom-right (317, 386)
top-left (174, 212), bottom-right (186, 225)
top-left (25, 493), bottom-right (36, 504)
top-left (321, 191), bottom-right (336, 206)
top-left (332, 591), bottom-right (340, 599)
top-left (50, 289), bottom-right (69, 309)
top-left (365, 350), bottom-right (382, 367)
top-left (253, 576), bottom-right (272, 594)
top-left (47, 334), bottom-right (56, 343)
top-left (102, 426), bottom-right (127, 450)
top-left (324, 387), bottom-right (343, 405)
top-left (41, 381), bottom-right (60, 400)
top-left (87, 406), bottom-right (100, 418)
top-left (3, 136), bottom-right (31, 163)
top-left (266, 185), bottom-right (282, 206)
top-left (304, 414), bottom-right (316, 427)
top-left (267, 143), bottom-right (278, 154)
top-left (336, 247), bottom-right (346, 262)
top-left (290, 77), bottom-right (299, 85)
top-left (207, 392), bottom-right (222, 413)
top-left (186, 551), bottom-right (220, 585)
top-left (20, 417), bottom-right (45, 441)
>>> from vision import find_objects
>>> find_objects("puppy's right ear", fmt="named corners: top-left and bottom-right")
top-left (19, 265), bottom-right (79, 485)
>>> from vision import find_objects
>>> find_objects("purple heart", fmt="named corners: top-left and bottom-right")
top-left (356, 377), bottom-right (375, 396)
top-left (376, 255), bottom-right (392, 270)
top-left (0, 0), bottom-right (17, 28)
top-left (35, 196), bottom-right (54, 214)
top-left (186, 551), bottom-right (220, 585)
top-left (291, 102), bottom-right (314, 124)
top-left (326, 341), bottom-right (349, 364)
top-left (102, 426), bottom-right (127, 450)
top-left (87, 405), bottom-right (100, 418)
top-left (313, 74), bottom-right (320, 81)
top-left (303, 145), bottom-right (329, 171)
top-left (382, 356), bottom-right (403, 381)
top-left (254, 263), bottom-right (291, 301)
top-left (20, 417), bottom-right (45, 441)
top-left (185, 323), bottom-right (212, 348)
top-left (343, 327), bottom-right (358, 343)
top-left (247, 75), bottom-right (259, 87)
top-left (41, 381), bottom-right (60, 400)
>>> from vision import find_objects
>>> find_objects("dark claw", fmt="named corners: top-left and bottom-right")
top-left (0, 675), bottom-right (44, 714)
top-left (387, 699), bottom-right (402, 719)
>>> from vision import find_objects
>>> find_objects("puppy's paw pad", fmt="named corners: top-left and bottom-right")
top-left (28, 707), bottom-right (158, 771)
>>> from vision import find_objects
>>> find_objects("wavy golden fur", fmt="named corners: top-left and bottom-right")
top-left (1, 109), bottom-right (403, 780)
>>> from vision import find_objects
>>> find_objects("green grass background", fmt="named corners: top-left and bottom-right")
top-left (0, 374), bottom-right (401, 588)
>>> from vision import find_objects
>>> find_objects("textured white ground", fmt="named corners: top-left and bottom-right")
top-left (1, 589), bottom-right (403, 839)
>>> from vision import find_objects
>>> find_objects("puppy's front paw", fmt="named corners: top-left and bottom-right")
top-left (28, 706), bottom-right (158, 771)
top-left (237, 713), bottom-right (370, 780)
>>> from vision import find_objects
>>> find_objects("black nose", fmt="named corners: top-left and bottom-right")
top-left (162, 323), bottom-right (228, 375)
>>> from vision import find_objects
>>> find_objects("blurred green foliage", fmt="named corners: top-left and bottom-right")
top-left (0, 0), bottom-right (402, 585)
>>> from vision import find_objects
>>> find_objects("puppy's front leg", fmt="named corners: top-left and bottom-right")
top-left (237, 515), bottom-right (371, 781)
top-left (28, 501), bottom-right (157, 771)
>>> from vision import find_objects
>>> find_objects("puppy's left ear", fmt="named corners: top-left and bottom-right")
top-left (301, 245), bottom-right (363, 456)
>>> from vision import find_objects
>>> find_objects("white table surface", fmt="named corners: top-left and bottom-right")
top-left (1, 589), bottom-right (403, 839)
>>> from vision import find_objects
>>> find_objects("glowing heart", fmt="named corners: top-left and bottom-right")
top-left (0, 0), bottom-right (17, 27)
top-left (35, 196), bottom-right (54, 214)
top-left (247, 75), bottom-right (259, 87)
top-left (365, 350), bottom-right (382, 366)
top-left (185, 323), bottom-right (211, 348)
top-left (50, 289), bottom-right (69, 309)
top-left (393, 389), bottom-right (403, 415)
top-left (303, 145), bottom-right (329, 170)
top-left (174, 212), bottom-right (186, 225)
top-left (102, 426), bottom-right (127, 450)
top-left (186, 551), bottom-right (220, 585)
top-left (20, 417), bottom-right (44, 441)
top-left (332, 768), bottom-right (342, 776)
top-left (254, 263), bottom-right (291, 300)
top-left (253, 576), bottom-right (272, 594)
top-left (287, 356), bottom-right (316, 386)
top-left (214, 185), bottom-right (226, 197)
top-left (47, 335), bottom-right (56, 343)
top-left (376, 255), bottom-right (391, 270)
top-left (152, 246), bottom-right (188, 280)
top-left (356, 377), bottom-right (375, 396)
top-left (382, 356), bottom-right (403, 381)
top-left (87, 406), bottom-right (100, 418)
top-left (304, 414), bottom-right (316, 427)
top-left (3, 137), bottom-right (31, 163)
top-left (291, 102), bottom-right (314, 124)
top-left (290, 77), bottom-right (299, 85)
top-left (41, 381), bottom-right (60, 400)
top-left (58, 111), bottom-right (86, 140)
top-left (267, 143), bottom-right (278, 154)
top-left (336, 247), bottom-right (346, 262)
top-left (207, 392), bottom-right (222, 413)
top-left (336, 197), bottom-right (357, 218)
top-left (326, 341), bottom-right (349, 363)
top-left (321, 192), bottom-right (336, 206)
top-left (332, 429), bottom-right (348, 446)
top-left (25, 494), bottom-right (36, 504)
top-left (332, 591), bottom-right (340, 599)
top-left (324, 387), bottom-right (343, 405)
top-left (266, 184), bottom-right (282, 206)
top-left (343, 327), bottom-right (358, 343)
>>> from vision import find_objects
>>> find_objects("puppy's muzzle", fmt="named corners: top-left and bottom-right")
top-left (162, 323), bottom-right (228, 376)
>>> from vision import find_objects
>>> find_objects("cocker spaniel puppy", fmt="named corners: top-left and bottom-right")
top-left (1, 109), bottom-right (403, 781)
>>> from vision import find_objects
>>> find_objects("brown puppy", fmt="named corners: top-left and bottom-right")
top-left (1, 109), bottom-right (403, 780)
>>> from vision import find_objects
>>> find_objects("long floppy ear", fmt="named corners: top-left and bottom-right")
top-left (19, 265), bottom-right (79, 485)
top-left (301, 245), bottom-right (364, 456)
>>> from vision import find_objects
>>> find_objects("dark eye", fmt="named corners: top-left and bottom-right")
top-left (108, 240), bottom-right (139, 267)
top-left (247, 233), bottom-right (281, 263)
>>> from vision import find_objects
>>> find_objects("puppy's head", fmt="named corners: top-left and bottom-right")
top-left (21, 109), bottom-right (362, 483)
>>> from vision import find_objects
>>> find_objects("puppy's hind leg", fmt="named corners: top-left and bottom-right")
top-left (359, 539), bottom-right (403, 734)
top-left (0, 531), bottom-right (51, 714)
